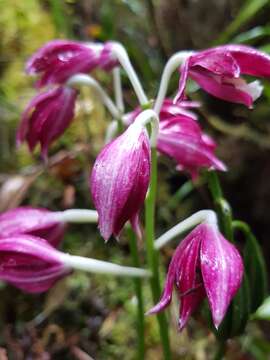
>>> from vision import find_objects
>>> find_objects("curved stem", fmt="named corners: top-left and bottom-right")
top-left (105, 120), bottom-right (118, 144)
top-left (55, 209), bottom-right (98, 223)
top-left (128, 228), bottom-right (145, 359)
top-left (112, 43), bottom-right (148, 106)
top-left (207, 171), bottom-right (233, 241)
top-left (145, 149), bottom-right (171, 360)
top-left (134, 109), bottom-right (159, 147)
top-left (113, 67), bottom-right (125, 113)
top-left (66, 73), bottom-right (120, 119)
top-left (154, 210), bottom-right (217, 250)
top-left (154, 51), bottom-right (193, 114)
top-left (61, 253), bottom-right (151, 278)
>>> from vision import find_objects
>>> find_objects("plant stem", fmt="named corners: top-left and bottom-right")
top-left (128, 228), bottom-right (145, 359)
top-left (145, 149), bottom-right (171, 360)
top-left (207, 171), bottom-right (233, 241)
top-left (213, 340), bottom-right (226, 360)
top-left (113, 67), bottom-right (124, 113)
top-left (61, 254), bottom-right (151, 278)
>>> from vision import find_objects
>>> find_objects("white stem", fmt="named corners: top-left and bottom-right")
top-left (66, 74), bottom-right (120, 119)
top-left (111, 43), bottom-right (148, 106)
top-left (55, 209), bottom-right (98, 223)
top-left (134, 109), bottom-right (159, 147)
top-left (61, 253), bottom-right (151, 278)
top-left (113, 67), bottom-right (125, 113)
top-left (154, 51), bottom-right (194, 114)
top-left (154, 210), bottom-right (217, 250)
top-left (105, 120), bottom-right (118, 143)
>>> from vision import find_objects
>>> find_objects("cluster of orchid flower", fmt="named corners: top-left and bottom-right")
top-left (2, 39), bottom-right (270, 354)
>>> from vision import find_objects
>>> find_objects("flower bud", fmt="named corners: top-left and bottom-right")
top-left (17, 86), bottom-right (77, 159)
top-left (0, 207), bottom-right (65, 248)
top-left (90, 121), bottom-right (150, 241)
top-left (0, 235), bottom-right (70, 293)
top-left (148, 222), bottom-right (244, 330)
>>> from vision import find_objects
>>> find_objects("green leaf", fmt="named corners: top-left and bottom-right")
top-left (214, 0), bottom-right (269, 44)
top-left (232, 26), bottom-right (270, 44)
top-left (233, 221), bottom-right (268, 313)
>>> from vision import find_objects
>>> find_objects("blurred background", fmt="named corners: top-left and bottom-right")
top-left (1, 0), bottom-right (270, 358)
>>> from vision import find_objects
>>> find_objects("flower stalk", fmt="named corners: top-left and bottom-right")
top-left (61, 253), bottom-right (151, 278)
top-left (128, 228), bottom-right (145, 359)
top-left (112, 43), bottom-right (148, 105)
top-left (66, 73), bottom-right (120, 119)
top-left (55, 209), bottom-right (98, 223)
top-left (154, 51), bottom-right (193, 114)
top-left (113, 67), bottom-right (125, 113)
top-left (154, 210), bottom-right (218, 250)
top-left (145, 148), bottom-right (171, 360)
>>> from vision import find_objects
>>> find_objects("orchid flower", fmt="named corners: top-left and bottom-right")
top-left (16, 86), bottom-right (77, 159)
top-left (90, 113), bottom-right (153, 241)
top-left (124, 99), bottom-right (226, 179)
top-left (0, 207), bottom-right (67, 247)
top-left (26, 40), bottom-right (118, 88)
top-left (175, 45), bottom-right (270, 107)
top-left (148, 220), bottom-right (244, 330)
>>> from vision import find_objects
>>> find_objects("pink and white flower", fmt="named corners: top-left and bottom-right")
top-left (0, 207), bottom-right (66, 248)
top-left (175, 45), bottom-right (270, 107)
top-left (90, 121), bottom-right (150, 241)
top-left (0, 235), bottom-right (70, 293)
top-left (26, 40), bottom-right (118, 88)
top-left (16, 86), bottom-right (77, 159)
top-left (147, 222), bottom-right (244, 330)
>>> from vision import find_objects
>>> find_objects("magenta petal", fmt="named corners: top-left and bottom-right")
top-left (189, 50), bottom-right (240, 78)
top-left (26, 40), bottom-right (118, 87)
top-left (0, 207), bottom-right (65, 247)
top-left (17, 86), bottom-right (77, 158)
top-left (146, 244), bottom-right (183, 315)
top-left (177, 228), bottom-right (205, 330)
top-left (147, 226), bottom-right (197, 316)
top-left (90, 123), bottom-right (150, 241)
top-left (175, 58), bottom-right (191, 102)
top-left (157, 132), bottom-right (226, 178)
top-left (190, 70), bottom-right (253, 107)
top-left (200, 224), bottom-right (244, 328)
top-left (0, 235), bottom-right (70, 293)
top-left (217, 45), bottom-right (270, 78)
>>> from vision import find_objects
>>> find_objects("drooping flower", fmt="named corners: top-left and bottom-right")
top-left (0, 207), bottom-right (65, 248)
top-left (16, 86), bottom-right (77, 159)
top-left (157, 102), bottom-right (226, 179)
top-left (175, 45), bottom-right (270, 107)
top-left (123, 99), bottom-right (226, 179)
top-left (147, 222), bottom-right (244, 330)
top-left (0, 235), bottom-right (70, 293)
top-left (26, 40), bottom-right (118, 88)
top-left (90, 121), bottom-right (150, 241)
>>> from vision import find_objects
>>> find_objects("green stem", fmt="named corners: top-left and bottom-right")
top-left (128, 228), bottom-right (145, 359)
top-left (207, 171), bottom-right (233, 241)
top-left (213, 340), bottom-right (226, 360)
top-left (145, 149), bottom-right (171, 360)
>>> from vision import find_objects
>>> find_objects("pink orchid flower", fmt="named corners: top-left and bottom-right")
top-left (0, 235), bottom-right (70, 293)
top-left (147, 222), bottom-right (244, 330)
top-left (16, 86), bottom-right (77, 159)
top-left (124, 99), bottom-right (226, 179)
top-left (0, 207), bottom-right (66, 248)
top-left (26, 40), bottom-right (118, 88)
top-left (175, 45), bottom-right (270, 107)
top-left (90, 121), bottom-right (150, 241)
